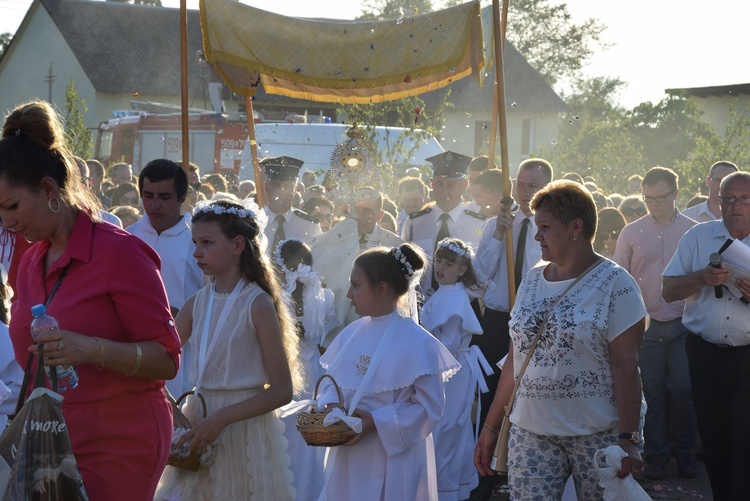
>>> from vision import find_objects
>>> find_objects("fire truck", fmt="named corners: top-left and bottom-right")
top-left (94, 110), bottom-right (249, 175)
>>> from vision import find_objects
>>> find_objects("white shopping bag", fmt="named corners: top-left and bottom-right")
top-left (595, 445), bottom-right (651, 501)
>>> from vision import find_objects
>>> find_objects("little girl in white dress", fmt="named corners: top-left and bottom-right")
top-left (316, 244), bottom-right (459, 501)
top-left (156, 201), bottom-right (303, 500)
top-left (421, 237), bottom-right (493, 501)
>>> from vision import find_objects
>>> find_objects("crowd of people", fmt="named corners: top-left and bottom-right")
top-left (0, 98), bottom-right (748, 501)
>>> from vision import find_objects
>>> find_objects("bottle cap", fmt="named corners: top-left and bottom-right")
top-left (31, 304), bottom-right (46, 317)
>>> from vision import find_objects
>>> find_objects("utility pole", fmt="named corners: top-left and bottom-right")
top-left (44, 63), bottom-right (56, 103)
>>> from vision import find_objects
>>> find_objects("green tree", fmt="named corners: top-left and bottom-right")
top-left (541, 76), bottom-right (646, 194)
top-left (0, 32), bottom-right (12, 58)
top-left (674, 99), bottom-right (750, 197)
top-left (441, 0), bottom-right (607, 87)
top-left (64, 80), bottom-right (93, 158)
top-left (624, 94), bottom-right (718, 198)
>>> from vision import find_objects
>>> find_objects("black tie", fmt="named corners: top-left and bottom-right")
top-left (359, 233), bottom-right (368, 249)
top-left (514, 218), bottom-right (530, 291)
top-left (272, 214), bottom-right (286, 253)
top-left (432, 213), bottom-right (451, 292)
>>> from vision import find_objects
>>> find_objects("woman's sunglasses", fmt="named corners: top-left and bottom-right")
top-left (620, 207), bottom-right (646, 217)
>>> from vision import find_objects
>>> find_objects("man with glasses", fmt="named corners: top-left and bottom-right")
top-left (305, 197), bottom-right (335, 233)
top-left (614, 166), bottom-right (697, 480)
top-left (682, 161), bottom-right (739, 222)
top-left (663, 171), bottom-right (750, 501)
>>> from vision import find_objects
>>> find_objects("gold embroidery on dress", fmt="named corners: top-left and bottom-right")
top-left (355, 355), bottom-right (371, 376)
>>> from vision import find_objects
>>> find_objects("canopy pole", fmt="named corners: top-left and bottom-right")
top-left (179, 0), bottom-right (190, 176)
top-left (492, 0), bottom-right (516, 308)
top-left (245, 96), bottom-right (264, 207)
top-left (486, 0), bottom-right (508, 165)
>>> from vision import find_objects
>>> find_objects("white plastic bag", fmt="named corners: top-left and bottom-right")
top-left (595, 445), bottom-right (651, 501)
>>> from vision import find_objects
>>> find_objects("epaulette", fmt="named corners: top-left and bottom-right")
top-left (292, 208), bottom-right (319, 223)
top-left (408, 207), bottom-right (433, 219)
top-left (464, 209), bottom-right (488, 220)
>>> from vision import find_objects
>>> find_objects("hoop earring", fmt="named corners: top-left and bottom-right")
top-left (48, 197), bottom-right (60, 213)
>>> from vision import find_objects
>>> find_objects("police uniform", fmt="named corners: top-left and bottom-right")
top-left (400, 151), bottom-right (487, 297)
top-left (260, 156), bottom-right (321, 251)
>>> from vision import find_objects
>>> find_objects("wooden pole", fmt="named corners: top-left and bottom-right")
top-left (179, 0), bottom-right (190, 177)
top-left (486, 0), bottom-right (508, 165)
top-left (492, 0), bottom-right (516, 308)
top-left (245, 96), bottom-right (264, 207)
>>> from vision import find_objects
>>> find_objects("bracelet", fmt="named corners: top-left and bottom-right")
top-left (483, 422), bottom-right (500, 434)
top-left (125, 343), bottom-right (142, 377)
top-left (93, 337), bottom-right (105, 370)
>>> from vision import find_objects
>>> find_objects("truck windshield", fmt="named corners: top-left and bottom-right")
top-left (97, 129), bottom-right (113, 161)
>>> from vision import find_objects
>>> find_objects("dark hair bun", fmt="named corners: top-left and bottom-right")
top-left (398, 243), bottom-right (426, 272)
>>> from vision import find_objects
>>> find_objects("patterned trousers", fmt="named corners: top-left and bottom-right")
top-left (508, 425), bottom-right (618, 500)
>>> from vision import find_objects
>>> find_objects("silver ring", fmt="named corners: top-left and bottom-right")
top-left (57, 341), bottom-right (64, 351)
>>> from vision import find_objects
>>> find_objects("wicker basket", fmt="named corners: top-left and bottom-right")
top-left (297, 374), bottom-right (353, 447)
top-left (167, 391), bottom-right (207, 471)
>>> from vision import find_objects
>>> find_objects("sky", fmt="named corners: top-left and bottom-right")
top-left (1, 0), bottom-right (749, 108)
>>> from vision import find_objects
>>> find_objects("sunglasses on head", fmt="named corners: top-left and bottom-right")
top-left (621, 207), bottom-right (646, 217)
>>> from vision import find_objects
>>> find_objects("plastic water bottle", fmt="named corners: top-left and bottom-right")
top-left (30, 304), bottom-right (79, 393)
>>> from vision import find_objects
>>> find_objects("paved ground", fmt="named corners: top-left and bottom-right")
top-left (639, 458), bottom-right (712, 500)
top-left (479, 457), bottom-right (713, 500)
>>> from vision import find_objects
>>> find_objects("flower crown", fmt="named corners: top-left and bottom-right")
top-left (436, 238), bottom-right (474, 259)
top-left (273, 238), bottom-right (304, 273)
top-left (193, 202), bottom-right (256, 220)
top-left (392, 247), bottom-right (415, 278)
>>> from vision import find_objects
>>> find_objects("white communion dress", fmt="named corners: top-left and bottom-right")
top-left (156, 282), bottom-right (295, 500)
top-left (316, 312), bottom-right (460, 501)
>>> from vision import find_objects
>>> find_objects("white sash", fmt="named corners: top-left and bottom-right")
top-left (196, 279), bottom-right (246, 389)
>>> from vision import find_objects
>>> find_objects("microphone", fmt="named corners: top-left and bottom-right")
top-left (710, 253), bottom-right (723, 299)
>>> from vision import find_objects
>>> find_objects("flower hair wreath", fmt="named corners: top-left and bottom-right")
top-left (392, 247), bottom-right (415, 278)
top-left (193, 202), bottom-right (256, 220)
top-left (273, 238), bottom-right (305, 274)
top-left (436, 239), bottom-right (474, 260)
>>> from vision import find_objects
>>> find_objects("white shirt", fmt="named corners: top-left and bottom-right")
top-left (474, 213), bottom-right (542, 311)
top-left (361, 224), bottom-right (404, 251)
top-left (263, 207), bottom-right (321, 252)
top-left (0, 323), bottom-right (23, 425)
top-left (128, 213), bottom-right (203, 398)
top-left (99, 210), bottom-right (123, 228)
top-left (664, 220), bottom-right (750, 346)
top-left (401, 203), bottom-right (487, 295)
top-left (127, 213), bottom-right (203, 310)
top-left (681, 200), bottom-right (719, 223)
top-left (509, 261), bottom-right (647, 436)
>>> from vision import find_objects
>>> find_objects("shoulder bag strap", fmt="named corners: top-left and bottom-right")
top-left (9, 262), bottom-right (71, 418)
top-left (503, 257), bottom-right (604, 417)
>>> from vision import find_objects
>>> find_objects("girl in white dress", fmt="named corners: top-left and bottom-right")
top-left (316, 244), bottom-right (459, 501)
top-left (274, 238), bottom-right (338, 501)
top-left (156, 200), bottom-right (303, 500)
top-left (421, 237), bottom-right (492, 501)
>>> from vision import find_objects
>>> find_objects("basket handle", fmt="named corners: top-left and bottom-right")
top-left (312, 374), bottom-right (346, 413)
top-left (175, 390), bottom-right (208, 419)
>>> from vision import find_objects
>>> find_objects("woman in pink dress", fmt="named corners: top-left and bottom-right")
top-left (1, 100), bottom-right (180, 500)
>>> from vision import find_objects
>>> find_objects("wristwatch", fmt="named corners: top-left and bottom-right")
top-left (618, 432), bottom-right (643, 445)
